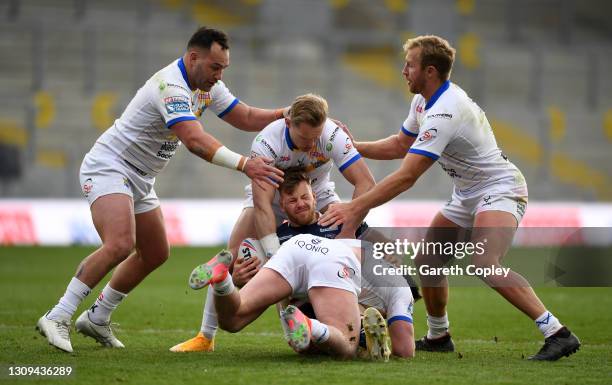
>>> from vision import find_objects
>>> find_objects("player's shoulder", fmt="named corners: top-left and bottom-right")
top-left (423, 83), bottom-right (465, 123)
top-left (321, 118), bottom-right (343, 142)
top-left (151, 59), bottom-right (191, 97)
top-left (257, 119), bottom-right (286, 141)
top-left (209, 80), bottom-right (231, 95)
top-left (437, 82), bottom-right (471, 110)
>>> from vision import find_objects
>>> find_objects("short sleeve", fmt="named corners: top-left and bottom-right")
top-left (407, 112), bottom-right (457, 160)
top-left (324, 121), bottom-right (362, 172)
top-left (400, 96), bottom-right (421, 138)
top-left (208, 80), bottom-right (239, 118)
top-left (153, 76), bottom-right (197, 129)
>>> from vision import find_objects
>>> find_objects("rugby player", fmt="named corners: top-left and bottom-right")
top-left (274, 171), bottom-right (415, 358)
top-left (320, 35), bottom-right (580, 361)
top-left (36, 27), bottom-right (286, 353)
top-left (170, 93), bottom-right (376, 352)
top-left (189, 235), bottom-right (363, 360)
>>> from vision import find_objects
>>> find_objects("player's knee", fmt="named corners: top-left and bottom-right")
top-left (472, 254), bottom-right (501, 270)
top-left (335, 347), bottom-right (357, 360)
top-left (217, 316), bottom-right (246, 333)
top-left (393, 344), bottom-right (415, 358)
top-left (217, 318), bottom-right (244, 333)
top-left (104, 236), bottom-right (135, 261)
top-left (145, 242), bottom-right (170, 268)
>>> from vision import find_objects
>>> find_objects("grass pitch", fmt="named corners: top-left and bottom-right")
top-left (0, 246), bottom-right (611, 385)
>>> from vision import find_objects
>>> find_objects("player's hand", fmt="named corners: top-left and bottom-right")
top-left (244, 156), bottom-right (284, 189)
top-left (319, 202), bottom-right (357, 228)
top-left (232, 257), bottom-right (260, 287)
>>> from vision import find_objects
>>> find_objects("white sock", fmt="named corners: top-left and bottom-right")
top-left (201, 288), bottom-right (218, 339)
top-left (310, 319), bottom-right (330, 344)
top-left (212, 274), bottom-right (235, 296)
top-left (535, 311), bottom-right (563, 338)
top-left (87, 284), bottom-right (127, 325)
top-left (427, 313), bottom-right (449, 339)
top-left (48, 277), bottom-right (91, 320)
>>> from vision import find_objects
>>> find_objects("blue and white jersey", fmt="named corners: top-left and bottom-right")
top-left (248, 118), bottom-right (362, 196)
top-left (402, 81), bottom-right (527, 198)
top-left (92, 58), bottom-right (238, 177)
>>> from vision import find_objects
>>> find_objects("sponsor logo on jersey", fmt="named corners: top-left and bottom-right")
top-left (342, 138), bottom-right (353, 155)
top-left (260, 138), bottom-right (278, 159)
top-left (164, 96), bottom-right (191, 114)
top-left (326, 142), bottom-right (333, 151)
top-left (416, 104), bottom-right (424, 113)
top-left (418, 128), bottom-right (438, 142)
top-left (294, 238), bottom-right (329, 255)
top-left (427, 113), bottom-right (453, 120)
top-left (337, 265), bottom-right (356, 279)
top-left (123, 177), bottom-right (130, 189)
top-left (329, 126), bottom-right (340, 142)
top-left (440, 164), bottom-right (460, 178)
top-left (82, 178), bottom-right (93, 197)
top-left (279, 155), bottom-right (291, 162)
top-left (166, 82), bottom-right (190, 93)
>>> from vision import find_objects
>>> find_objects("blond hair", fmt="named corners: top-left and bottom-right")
top-left (289, 93), bottom-right (328, 127)
top-left (403, 35), bottom-right (456, 80)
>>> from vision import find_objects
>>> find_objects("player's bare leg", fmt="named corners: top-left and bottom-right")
top-left (170, 208), bottom-right (258, 352)
top-left (109, 207), bottom-right (169, 293)
top-left (388, 319), bottom-right (415, 358)
top-left (38, 194), bottom-right (136, 352)
top-left (306, 287), bottom-right (361, 360)
top-left (413, 211), bottom-right (464, 351)
top-left (214, 267), bottom-right (292, 332)
top-left (471, 210), bottom-right (580, 360)
top-left (75, 206), bottom-right (169, 348)
top-left (73, 194), bottom-right (137, 288)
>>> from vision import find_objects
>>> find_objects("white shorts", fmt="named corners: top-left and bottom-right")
top-left (243, 181), bottom-right (340, 223)
top-left (264, 234), bottom-right (361, 298)
top-left (79, 145), bottom-right (160, 214)
top-left (360, 272), bottom-right (414, 325)
top-left (441, 187), bottom-right (528, 229)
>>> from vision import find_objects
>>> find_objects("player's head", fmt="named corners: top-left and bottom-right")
top-left (279, 170), bottom-right (317, 226)
top-left (286, 94), bottom-right (328, 153)
top-left (402, 35), bottom-right (455, 94)
top-left (185, 26), bottom-right (230, 91)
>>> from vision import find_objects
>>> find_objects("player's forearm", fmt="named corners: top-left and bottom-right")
top-left (254, 204), bottom-right (277, 240)
top-left (187, 133), bottom-right (247, 171)
top-left (185, 131), bottom-right (223, 162)
top-left (356, 135), bottom-right (406, 160)
top-left (353, 170), bottom-right (415, 213)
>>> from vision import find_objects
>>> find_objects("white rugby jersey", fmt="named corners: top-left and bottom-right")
top-left (249, 118), bottom-right (362, 193)
top-left (93, 58), bottom-right (238, 176)
top-left (402, 81), bottom-right (527, 197)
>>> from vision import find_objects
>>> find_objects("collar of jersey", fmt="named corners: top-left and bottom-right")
top-left (177, 57), bottom-right (192, 90)
top-left (425, 80), bottom-right (450, 110)
top-left (285, 125), bottom-right (297, 151)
